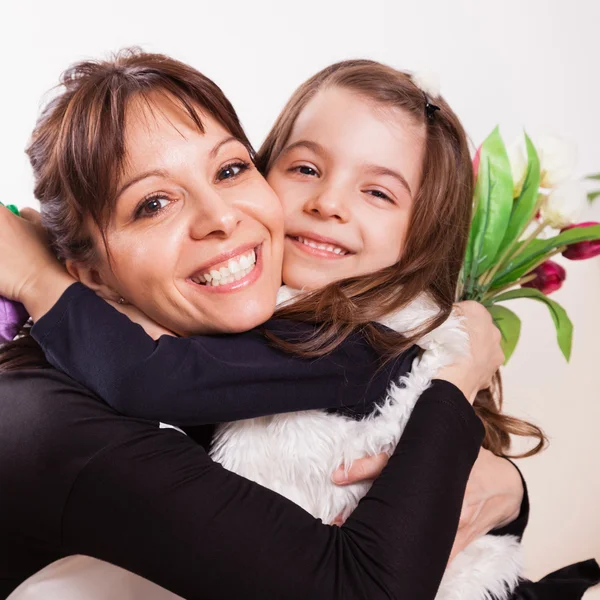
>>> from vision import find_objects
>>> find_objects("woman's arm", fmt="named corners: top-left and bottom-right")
top-left (331, 449), bottom-right (529, 547)
top-left (30, 282), bottom-right (412, 425)
top-left (0, 369), bottom-right (483, 600)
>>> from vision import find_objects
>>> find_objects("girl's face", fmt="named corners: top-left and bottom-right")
top-left (87, 94), bottom-right (284, 336)
top-left (267, 86), bottom-right (426, 290)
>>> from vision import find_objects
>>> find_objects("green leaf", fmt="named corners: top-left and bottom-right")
top-left (491, 224), bottom-right (600, 288)
top-left (586, 173), bottom-right (600, 182)
top-left (589, 191), bottom-right (600, 203)
top-left (488, 288), bottom-right (573, 361)
top-left (497, 134), bottom-right (541, 256)
top-left (465, 127), bottom-right (514, 280)
top-left (488, 304), bottom-right (521, 364)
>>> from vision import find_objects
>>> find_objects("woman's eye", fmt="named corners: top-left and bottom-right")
top-left (136, 195), bottom-right (170, 219)
top-left (217, 161), bottom-right (250, 181)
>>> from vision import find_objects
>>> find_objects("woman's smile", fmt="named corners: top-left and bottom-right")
top-left (187, 243), bottom-right (263, 292)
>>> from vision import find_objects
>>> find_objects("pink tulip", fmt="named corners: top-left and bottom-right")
top-left (473, 146), bottom-right (481, 180)
top-left (522, 260), bottom-right (566, 295)
top-left (561, 222), bottom-right (600, 260)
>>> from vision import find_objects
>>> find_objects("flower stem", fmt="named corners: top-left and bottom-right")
top-left (479, 220), bottom-right (548, 289)
top-left (482, 274), bottom-right (537, 303)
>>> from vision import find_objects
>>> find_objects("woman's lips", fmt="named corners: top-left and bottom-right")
top-left (287, 235), bottom-right (352, 259)
top-left (187, 244), bottom-right (263, 294)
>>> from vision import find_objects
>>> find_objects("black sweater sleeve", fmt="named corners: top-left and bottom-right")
top-left (489, 459), bottom-right (530, 540)
top-left (0, 370), bottom-right (484, 600)
top-left (31, 283), bottom-right (409, 426)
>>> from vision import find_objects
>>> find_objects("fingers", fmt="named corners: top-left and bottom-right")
top-left (330, 513), bottom-right (345, 527)
top-left (20, 207), bottom-right (42, 227)
top-left (331, 452), bottom-right (389, 485)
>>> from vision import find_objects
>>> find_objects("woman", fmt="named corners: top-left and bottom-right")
top-left (1, 50), bottom-right (512, 600)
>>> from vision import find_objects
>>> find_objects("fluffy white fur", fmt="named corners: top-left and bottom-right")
top-left (210, 286), bottom-right (522, 600)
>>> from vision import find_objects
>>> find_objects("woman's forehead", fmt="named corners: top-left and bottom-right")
top-left (121, 94), bottom-right (230, 170)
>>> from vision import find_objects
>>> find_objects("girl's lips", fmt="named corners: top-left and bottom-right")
top-left (287, 235), bottom-right (352, 260)
top-left (186, 244), bottom-right (263, 294)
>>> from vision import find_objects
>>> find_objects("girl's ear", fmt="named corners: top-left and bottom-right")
top-left (65, 259), bottom-right (122, 302)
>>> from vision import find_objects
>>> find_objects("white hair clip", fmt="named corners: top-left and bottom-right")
top-left (411, 70), bottom-right (441, 98)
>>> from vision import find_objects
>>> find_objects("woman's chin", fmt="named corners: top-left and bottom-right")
top-left (181, 298), bottom-right (278, 336)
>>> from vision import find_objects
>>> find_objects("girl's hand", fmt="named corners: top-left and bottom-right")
top-left (0, 206), bottom-right (74, 318)
top-left (449, 448), bottom-right (523, 561)
top-left (106, 300), bottom-right (176, 340)
top-left (437, 301), bottom-right (505, 404)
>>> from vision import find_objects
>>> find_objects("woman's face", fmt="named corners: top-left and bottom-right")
top-left (89, 94), bottom-right (284, 336)
top-left (267, 86), bottom-right (426, 290)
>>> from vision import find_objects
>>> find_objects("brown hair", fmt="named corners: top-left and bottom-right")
top-left (256, 59), bottom-right (546, 458)
top-left (0, 48), bottom-right (253, 372)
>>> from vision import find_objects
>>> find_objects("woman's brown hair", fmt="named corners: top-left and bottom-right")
top-left (0, 48), bottom-right (254, 372)
top-left (256, 59), bottom-right (546, 458)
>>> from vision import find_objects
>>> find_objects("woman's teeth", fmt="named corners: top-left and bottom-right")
top-left (191, 249), bottom-right (257, 287)
top-left (295, 236), bottom-right (348, 255)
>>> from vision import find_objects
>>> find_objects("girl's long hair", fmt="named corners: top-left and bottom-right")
top-left (256, 60), bottom-right (546, 458)
top-left (0, 48), bottom-right (254, 373)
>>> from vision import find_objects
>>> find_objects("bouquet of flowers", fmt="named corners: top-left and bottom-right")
top-left (460, 128), bottom-right (600, 362)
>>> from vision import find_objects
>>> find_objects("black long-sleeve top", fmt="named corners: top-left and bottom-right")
top-left (0, 369), bottom-right (483, 600)
top-left (31, 283), bottom-right (414, 425)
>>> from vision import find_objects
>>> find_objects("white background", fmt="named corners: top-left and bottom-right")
top-left (2, 0), bottom-right (599, 594)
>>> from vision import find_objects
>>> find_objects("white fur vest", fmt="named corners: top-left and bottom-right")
top-left (210, 287), bottom-right (522, 600)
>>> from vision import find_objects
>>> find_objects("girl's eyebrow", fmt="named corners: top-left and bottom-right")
top-left (362, 164), bottom-right (412, 198)
top-left (281, 139), bottom-right (326, 157)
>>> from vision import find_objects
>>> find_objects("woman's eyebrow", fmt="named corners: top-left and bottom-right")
top-left (209, 136), bottom-right (240, 159)
top-left (115, 137), bottom-right (240, 200)
top-left (363, 164), bottom-right (412, 197)
top-left (116, 169), bottom-right (169, 200)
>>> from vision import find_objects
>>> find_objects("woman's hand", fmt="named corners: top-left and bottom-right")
top-left (331, 449), bottom-right (524, 548)
top-left (437, 301), bottom-right (505, 404)
top-left (449, 448), bottom-right (523, 561)
top-left (0, 206), bottom-right (74, 319)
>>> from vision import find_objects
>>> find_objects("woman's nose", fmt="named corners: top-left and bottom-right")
top-left (304, 187), bottom-right (349, 223)
top-left (189, 192), bottom-right (241, 240)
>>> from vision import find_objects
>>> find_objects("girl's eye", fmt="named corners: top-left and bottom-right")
top-left (135, 195), bottom-right (171, 219)
top-left (291, 165), bottom-right (318, 177)
top-left (366, 189), bottom-right (394, 203)
top-left (217, 161), bottom-right (250, 181)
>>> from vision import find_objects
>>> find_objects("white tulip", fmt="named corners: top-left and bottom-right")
top-left (411, 70), bottom-right (441, 98)
top-left (508, 135), bottom-right (528, 198)
top-left (539, 180), bottom-right (587, 229)
top-left (537, 134), bottom-right (577, 189)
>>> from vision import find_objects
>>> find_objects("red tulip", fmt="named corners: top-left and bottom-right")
top-left (522, 260), bottom-right (566, 295)
top-left (561, 222), bottom-right (600, 260)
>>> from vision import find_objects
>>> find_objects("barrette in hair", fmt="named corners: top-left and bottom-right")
top-left (425, 100), bottom-right (440, 120)
top-left (411, 70), bottom-right (441, 120)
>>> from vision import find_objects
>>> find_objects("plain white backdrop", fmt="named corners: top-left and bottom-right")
top-left (2, 0), bottom-right (599, 594)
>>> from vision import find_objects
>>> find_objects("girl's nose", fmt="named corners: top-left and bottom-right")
top-left (304, 187), bottom-right (350, 223)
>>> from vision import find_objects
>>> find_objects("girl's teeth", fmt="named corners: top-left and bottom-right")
top-left (296, 237), bottom-right (347, 256)
top-left (192, 249), bottom-right (258, 287)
